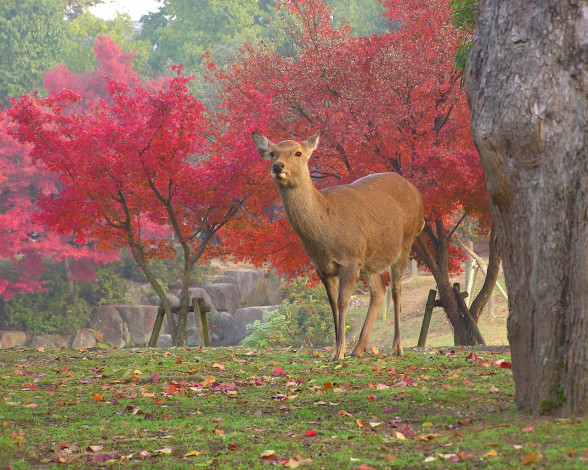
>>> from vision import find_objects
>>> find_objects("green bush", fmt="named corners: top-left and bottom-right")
top-left (79, 262), bottom-right (131, 306)
top-left (242, 278), bottom-right (334, 348)
top-left (1, 270), bottom-right (91, 335)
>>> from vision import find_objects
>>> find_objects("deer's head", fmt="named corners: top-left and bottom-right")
top-left (253, 132), bottom-right (319, 187)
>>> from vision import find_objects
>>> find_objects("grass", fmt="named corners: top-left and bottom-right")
top-left (1, 346), bottom-right (587, 469)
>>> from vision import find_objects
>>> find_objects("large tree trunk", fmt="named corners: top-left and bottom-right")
top-left (465, 1), bottom-right (588, 416)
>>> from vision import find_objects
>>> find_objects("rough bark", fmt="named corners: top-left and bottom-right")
top-left (466, 1), bottom-right (588, 416)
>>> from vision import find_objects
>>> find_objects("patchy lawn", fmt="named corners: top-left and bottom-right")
top-left (1, 346), bottom-right (586, 469)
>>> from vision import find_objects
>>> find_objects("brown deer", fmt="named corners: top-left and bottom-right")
top-left (253, 132), bottom-right (424, 360)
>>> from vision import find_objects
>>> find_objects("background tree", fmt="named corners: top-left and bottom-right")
top-left (466, 1), bottom-right (587, 416)
top-left (0, 0), bottom-right (65, 104)
top-left (10, 39), bottom-right (258, 346)
top-left (61, 11), bottom-right (151, 75)
top-left (211, 0), bottom-right (497, 345)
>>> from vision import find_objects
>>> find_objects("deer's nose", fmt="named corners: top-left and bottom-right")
top-left (272, 162), bottom-right (285, 174)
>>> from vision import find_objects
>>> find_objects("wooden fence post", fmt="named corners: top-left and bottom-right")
top-left (192, 297), bottom-right (211, 347)
top-left (148, 305), bottom-right (166, 347)
top-left (417, 289), bottom-right (438, 347)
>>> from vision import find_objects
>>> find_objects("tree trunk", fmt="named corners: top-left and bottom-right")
top-left (466, 1), bottom-right (588, 416)
top-left (414, 224), bottom-right (485, 346)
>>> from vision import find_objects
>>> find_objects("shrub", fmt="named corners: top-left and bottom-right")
top-left (242, 278), bottom-right (334, 348)
top-left (1, 269), bottom-right (91, 335)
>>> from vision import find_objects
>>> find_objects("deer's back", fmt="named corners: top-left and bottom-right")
top-left (316, 172), bottom-right (423, 273)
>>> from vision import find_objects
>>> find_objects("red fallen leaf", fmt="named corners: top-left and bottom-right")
top-left (93, 394), bottom-right (104, 401)
top-left (149, 374), bottom-right (161, 383)
top-left (458, 418), bottom-right (473, 425)
top-left (393, 379), bottom-right (413, 387)
top-left (367, 395), bottom-right (377, 402)
top-left (272, 366), bottom-right (286, 376)
top-left (212, 417), bottom-right (224, 423)
top-left (466, 353), bottom-right (477, 360)
top-left (500, 362), bottom-right (512, 369)
top-left (382, 407), bottom-right (394, 413)
top-left (462, 379), bottom-right (475, 386)
top-left (261, 450), bottom-right (277, 460)
top-left (360, 466), bottom-right (377, 470)
top-left (405, 365), bottom-right (416, 371)
top-left (522, 426), bottom-right (534, 433)
top-left (228, 443), bottom-right (238, 450)
top-left (323, 381), bottom-right (333, 390)
top-left (94, 453), bottom-right (118, 462)
top-left (305, 430), bottom-right (318, 437)
top-left (370, 346), bottom-right (379, 355)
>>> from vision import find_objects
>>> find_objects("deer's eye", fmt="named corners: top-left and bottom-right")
top-left (295, 151), bottom-right (302, 157)
top-left (269, 152), bottom-right (274, 158)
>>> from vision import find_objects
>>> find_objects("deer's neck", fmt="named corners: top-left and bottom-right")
top-left (277, 177), bottom-right (326, 240)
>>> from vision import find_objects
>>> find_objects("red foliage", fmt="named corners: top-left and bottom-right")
top-left (0, 111), bottom-right (115, 300)
top-left (10, 58), bottom-right (258, 294)
top-left (210, 0), bottom-right (489, 277)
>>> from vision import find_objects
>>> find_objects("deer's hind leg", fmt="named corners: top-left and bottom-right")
top-left (351, 272), bottom-right (386, 357)
top-left (390, 263), bottom-right (405, 356)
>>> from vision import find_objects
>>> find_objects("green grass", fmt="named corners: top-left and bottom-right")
top-left (1, 346), bottom-right (586, 469)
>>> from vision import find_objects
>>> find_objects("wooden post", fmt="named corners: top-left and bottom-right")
top-left (452, 282), bottom-right (486, 345)
top-left (192, 297), bottom-right (211, 347)
top-left (418, 289), bottom-right (438, 347)
top-left (148, 305), bottom-right (166, 347)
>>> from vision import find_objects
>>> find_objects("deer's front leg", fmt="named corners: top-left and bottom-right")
top-left (331, 264), bottom-right (359, 361)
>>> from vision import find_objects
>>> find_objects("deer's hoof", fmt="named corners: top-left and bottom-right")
top-left (330, 351), bottom-right (345, 361)
top-left (350, 347), bottom-right (364, 357)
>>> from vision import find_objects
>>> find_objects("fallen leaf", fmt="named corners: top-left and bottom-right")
top-left (370, 346), bottom-right (379, 355)
top-left (138, 450), bottom-right (151, 459)
top-left (323, 381), bottom-right (333, 390)
top-left (149, 374), bottom-right (160, 383)
top-left (272, 366), bottom-right (286, 376)
top-left (522, 426), bottom-right (534, 433)
top-left (521, 453), bottom-right (539, 465)
top-left (93, 394), bottom-right (104, 402)
top-left (338, 410), bottom-right (353, 417)
top-left (482, 450), bottom-right (498, 458)
top-left (369, 422), bottom-right (383, 428)
top-left (261, 450), bottom-right (277, 460)
top-left (423, 456), bottom-right (437, 463)
top-left (367, 395), bottom-right (377, 402)
top-left (88, 445), bottom-right (104, 452)
top-left (395, 432), bottom-right (406, 441)
top-left (153, 447), bottom-right (172, 455)
top-left (305, 430), bottom-right (317, 437)
top-left (356, 419), bottom-right (365, 428)
top-left (212, 362), bottom-right (225, 370)
top-left (184, 450), bottom-right (203, 457)
top-left (500, 362), bottom-right (512, 369)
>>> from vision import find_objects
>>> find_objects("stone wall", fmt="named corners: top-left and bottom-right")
top-left (0, 267), bottom-right (281, 349)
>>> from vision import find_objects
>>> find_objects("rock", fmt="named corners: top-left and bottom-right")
top-left (147, 292), bottom-right (180, 308)
top-left (127, 282), bottom-right (153, 304)
top-left (203, 283), bottom-right (241, 314)
top-left (223, 269), bottom-right (266, 306)
top-left (115, 304), bottom-right (159, 346)
top-left (71, 329), bottom-right (97, 349)
top-left (348, 295), bottom-right (368, 310)
top-left (186, 327), bottom-right (200, 347)
top-left (219, 305), bottom-right (278, 346)
top-left (265, 272), bottom-right (282, 305)
top-left (28, 334), bottom-right (69, 349)
top-left (187, 287), bottom-right (217, 313)
top-left (156, 334), bottom-right (173, 348)
top-left (0, 330), bottom-right (27, 348)
top-left (92, 305), bottom-right (125, 348)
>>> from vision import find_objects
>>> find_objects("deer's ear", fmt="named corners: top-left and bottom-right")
top-left (304, 133), bottom-right (319, 154)
top-left (252, 132), bottom-right (273, 160)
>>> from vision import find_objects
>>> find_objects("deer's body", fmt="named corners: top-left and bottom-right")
top-left (253, 133), bottom-right (424, 359)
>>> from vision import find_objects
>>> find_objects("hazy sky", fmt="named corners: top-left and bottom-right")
top-left (90, 0), bottom-right (162, 21)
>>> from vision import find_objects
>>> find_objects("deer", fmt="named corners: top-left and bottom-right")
top-left (253, 132), bottom-right (425, 360)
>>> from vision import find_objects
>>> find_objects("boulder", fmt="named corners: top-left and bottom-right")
top-left (127, 282), bottom-right (153, 305)
top-left (265, 272), bottom-right (282, 305)
top-left (203, 283), bottom-right (241, 314)
top-left (70, 329), bottom-right (97, 349)
top-left (147, 292), bottom-right (180, 308)
top-left (223, 269), bottom-right (266, 306)
top-left (28, 334), bottom-right (69, 349)
top-left (156, 334), bottom-right (173, 348)
top-left (92, 305), bottom-right (125, 348)
top-left (115, 304), bottom-right (159, 346)
top-left (219, 305), bottom-right (278, 346)
top-left (0, 330), bottom-right (27, 348)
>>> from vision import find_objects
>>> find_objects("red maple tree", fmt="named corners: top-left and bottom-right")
top-left (9, 38), bottom-right (257, 346)
top-left (210, 0), bottom-right (498, 344)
